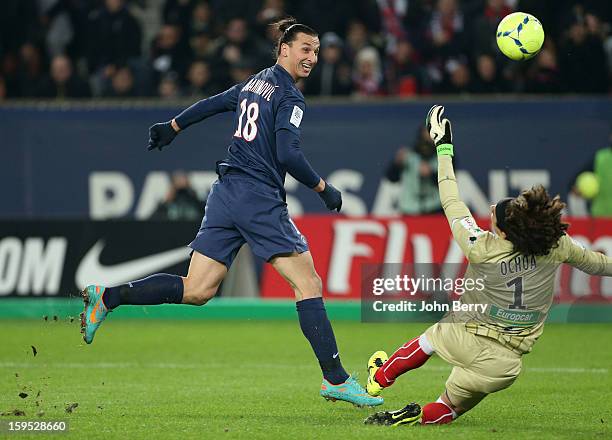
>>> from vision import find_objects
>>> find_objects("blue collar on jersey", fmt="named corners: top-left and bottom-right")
top-left (273, 63), bottom-right (296, 83)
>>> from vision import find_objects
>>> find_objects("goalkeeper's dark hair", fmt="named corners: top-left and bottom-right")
top-left (272, 17), bottom-right (318, 56)
top-left (502, 185), bottom-right (569, 256)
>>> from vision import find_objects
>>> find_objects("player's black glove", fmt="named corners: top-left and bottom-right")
top-left (147, 121), bottom-right (177, 151)
top-left (318, 182), bottom-right (342, 212)
top-left (426, 105), bottom-right (453, 156)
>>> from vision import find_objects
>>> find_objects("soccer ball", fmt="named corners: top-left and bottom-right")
top-left (496, 12), bottom-right (544, 60)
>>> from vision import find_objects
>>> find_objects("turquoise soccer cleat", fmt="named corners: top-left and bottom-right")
top-left (320, 375), bottom-right (384, 407)
top-left (80, 285), bottom-right (109, 344)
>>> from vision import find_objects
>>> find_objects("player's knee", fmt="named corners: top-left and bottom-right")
top-left (300, 273), bottom-right (322, 299)
top-left (183, 284), bottom-right (219, 306)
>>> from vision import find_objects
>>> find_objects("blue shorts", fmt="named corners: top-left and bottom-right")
top-left (189, 173), bottom-right (308, 268)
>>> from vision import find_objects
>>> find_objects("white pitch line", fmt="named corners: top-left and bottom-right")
top-left (0, 362), bottom-right (608, 374)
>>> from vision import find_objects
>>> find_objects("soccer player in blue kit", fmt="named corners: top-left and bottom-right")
top-left (80, 17), bottom-right (382, 407)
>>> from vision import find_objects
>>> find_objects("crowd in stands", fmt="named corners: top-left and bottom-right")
top-left (0, 0), bottom-right (610, 100)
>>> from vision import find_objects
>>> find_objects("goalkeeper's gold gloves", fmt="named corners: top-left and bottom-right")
top-left (426, 105), bottom-right (453, 157)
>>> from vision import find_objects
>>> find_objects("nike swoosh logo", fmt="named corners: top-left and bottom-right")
top-left (333, 352), bottom-right (339, 359)
top-left (76, 240), bottom-right (190, 287)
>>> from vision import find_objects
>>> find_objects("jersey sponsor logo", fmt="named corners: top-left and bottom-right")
top-left (75, 240), bottom-right (190, 287)
top-left (488, 305), bottom-right (542, 326)
top-left (290, 105), bottom-right (303, 128)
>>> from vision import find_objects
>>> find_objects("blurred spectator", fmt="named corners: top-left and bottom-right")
top-left (37, 54), bottom-right (91, 98)
top-left (152, 171), bottom-right (203, 221)
top-left (210, 18), bottom-right (271, 81)
top-left (255, 0), bottom-right (286, 33)
top-left (471, 0), bottom-right (514, 56)
top-left (41, 0), bottom-right (94, 61)
top-left (0, 76), bottom-right (7, 101)
top-left (559, 13), bottom-right (609, 93)
top-left (163, 0), bottom-right (194, 31)
top-left (377, 0), bottom-right (409, 55)
top-left (386, 39), bottom-right (425, 96)
top-left (524, 46), bottom-right (562, 93)
top-left (470, 53), bottom-right (507, 94)
top-left (425, 0), bottom-right (468, 61)
top-left (190, 31), bottom-right (214, 58)
top-left (353, 47), bottom-right (384, 97)
top-left (158, 72), bottom-right (181, 99)
top-left (385, 125), bottom-right (441, 215)
top-left (151, 24), bottom-right (191, 82)
top-left (0, 0), bottom-right (611, 99)
top-left (189, 1), bottom-right (215, 36)
top-left (87, 0), bottom-right (142, 73)
top-left (434, 58), bottom-right (472, 94)
top-left (345, 20), bottom-right (373, 63)
top-left (403, 0), bottom-right (436, 51)
top-left (103, 65), bottom-right (136, 98)
top-left (184, 60), bottom-right (220, 96)
top-left (228, 61), bottom-right (256, 84)
top-left (17, 43), bottom-right (46, 97)
top-left (304, 32), bottom-right (353, 96)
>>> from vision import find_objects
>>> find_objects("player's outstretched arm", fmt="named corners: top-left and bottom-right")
top-left (559, 235), bottom-right (612, 276)
top-left (276, 128), bottom-right (342, 212)
top-left (427, 105), bottom-right (471, 221)
top-left (427, 105), bottom-right (482, 258)
top-left (147, 83), bottom-right (242, 151)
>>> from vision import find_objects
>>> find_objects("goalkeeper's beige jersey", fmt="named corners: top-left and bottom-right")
top-left (437, 156), bottom-right (612, 354)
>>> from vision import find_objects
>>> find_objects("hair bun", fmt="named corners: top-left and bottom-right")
top-left (277, 17), bottom-right (297, 33)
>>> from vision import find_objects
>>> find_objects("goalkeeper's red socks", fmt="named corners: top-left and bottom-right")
top-left (374, 334), bottom-right (434, 387)
top-left (421, 400), bottom-right (456, 425)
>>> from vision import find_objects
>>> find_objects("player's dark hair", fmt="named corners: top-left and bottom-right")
top-left (272, 17), bottom-right (318, 56)
top-left (501, 185), bottom-right (569, 256)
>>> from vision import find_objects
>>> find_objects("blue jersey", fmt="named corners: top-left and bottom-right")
top-left (174, 64), bottom-right (319, 197)
top-left (219, 64), bottom-right (306, 192)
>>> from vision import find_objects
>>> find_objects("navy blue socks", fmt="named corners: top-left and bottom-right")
top-left (296, 297), bottom-right (349, 385)
top-left (101, 274), bottom-right (184, 309)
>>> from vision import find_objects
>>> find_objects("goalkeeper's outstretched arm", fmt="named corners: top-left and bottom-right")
top-left (427, 105), bottom-right (484, 260)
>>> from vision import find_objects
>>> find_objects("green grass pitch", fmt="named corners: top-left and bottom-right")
top-left (0, 320), bottom-right (610, 439)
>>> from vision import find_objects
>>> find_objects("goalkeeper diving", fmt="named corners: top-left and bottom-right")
top-left (363, 105), bottom-right (612, 427)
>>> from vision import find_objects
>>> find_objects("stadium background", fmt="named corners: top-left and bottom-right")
top-left (0, 1), bottom-right (611, 438)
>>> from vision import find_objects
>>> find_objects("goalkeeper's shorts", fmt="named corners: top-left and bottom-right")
top-left (425, 322), bottom-right (522, 411)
